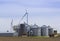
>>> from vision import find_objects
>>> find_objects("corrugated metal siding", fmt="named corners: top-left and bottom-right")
top-left (48, 28), bottom-right (54, 35)
top-left (41, 25), bottom-right (49, 36)
top-left (30, 27), bottom-right (41, 36)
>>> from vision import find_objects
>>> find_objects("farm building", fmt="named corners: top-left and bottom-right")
top-left (0, 33), bottom-right (13, 37)
top-left (12, 22), bottom-right (56, 37)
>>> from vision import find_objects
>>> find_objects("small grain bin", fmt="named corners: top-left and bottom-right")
top-left (48, 26), bottom-right (54, 35)
top-left (54, 30), bottom-right (57, 35)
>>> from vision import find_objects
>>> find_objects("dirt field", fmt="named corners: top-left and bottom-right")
top-left (0, 37), bottom-right (60, 41)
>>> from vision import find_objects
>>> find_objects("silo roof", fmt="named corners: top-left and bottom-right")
top-left (41, 25), bottom-right (48, 28)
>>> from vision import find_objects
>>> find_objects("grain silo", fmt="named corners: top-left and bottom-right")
top-left (41, 25), bottom-right (49, 36)
top-left (13, 22), bottom-right (28, 36)
top-left (54, 30), bottom-right (57, 35)
top-left (48, 26), bottom-right (54, 36)
top-left (28, 30), bottom-right (33, 36)
top-left (37, 27), bottom-right (41, 36)
top-left (30, 24), bottom-right (41, 36)
top-left (26, 25), bottom-right (32, 36)
top-left (19, 23), bottom-right (27, 36)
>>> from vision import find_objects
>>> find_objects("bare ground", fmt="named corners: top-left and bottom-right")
top-left (0, 37), bottom-right (60, 41)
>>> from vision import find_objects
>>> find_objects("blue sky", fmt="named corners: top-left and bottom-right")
top-left (0, 0), bottom-right (60, 33)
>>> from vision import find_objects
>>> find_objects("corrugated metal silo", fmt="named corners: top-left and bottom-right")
top-left (54, 30), bottom-right (57, 35)
top-left (30, 24), bottom-right (41, 36)
top-left (48, 26), bottom-right (54, 36)
top-left (41, 25), bottom-right (49, 36)
top-left (37, 27), bottom-right (41, 36)
top-left (19, 24), bottom-right (27, 36)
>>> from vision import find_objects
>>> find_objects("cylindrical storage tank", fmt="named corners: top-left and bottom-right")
top-left (31, 28), bottom-right (38, 36)
top-left (27, 25), bottom-right (32, 36)
top-left (48, 28), bottom-right (54, 35)
top-left (19, 24), bottom-right (27, 36)
top-left (31, 28), bottom-right (41, 36)
top-left (54, 30), bottom-right (57, 35)
top-left (48, 26), bottom-right (54, 35)
top-left (29, 30), bottom-right (33, 36)
top-left (30, 24), bottom-right (41, 36)
top-left (37, 27), bottom-right (41, 36)
top-left (41, 25), bottom-right (49, 36)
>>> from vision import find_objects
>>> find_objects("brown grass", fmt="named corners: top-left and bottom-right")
top-left (0, 36), bottom-right (60, 41)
